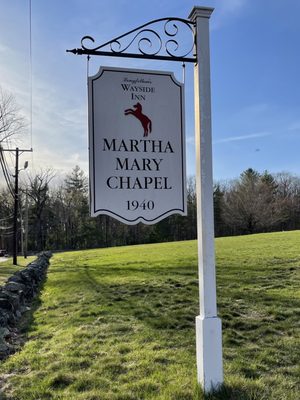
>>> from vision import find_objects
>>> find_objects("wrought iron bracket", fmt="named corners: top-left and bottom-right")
top-left (67, 17), bottom-right (196, 63)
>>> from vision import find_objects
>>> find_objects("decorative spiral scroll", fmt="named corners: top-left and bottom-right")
top-left (165, 20), bottom-right (179, 37)
top-left (76, 17), bottom-right (196, 62)
top-left (81, 36), bottom-right (95, 49)
top-left (110, 29), bottom-right (162, 56)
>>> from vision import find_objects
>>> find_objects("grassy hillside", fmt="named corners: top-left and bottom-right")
top-left (0, 232), bottom-right (299, 399)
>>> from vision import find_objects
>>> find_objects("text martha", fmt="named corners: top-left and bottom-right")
top-left (101, 138), bottom-right (175, 190)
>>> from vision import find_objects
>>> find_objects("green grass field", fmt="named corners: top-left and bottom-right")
top-left (0, 232), bottom-right (299, 399)
top-left (0, 256), bottom-right (36, 285)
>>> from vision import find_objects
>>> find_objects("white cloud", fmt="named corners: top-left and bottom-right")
top-left (219, 0), bottom-right (247, 14)
top-left (213, 131), bottom-right (271, 144)
top-left (28, 147), bottom-right (88, 176)
top-left (186, 135), bottom-right (195, 145)
top-left (0, 43), bottom-right (9, 53)
top-left (289, 121), bottom-right (300, 131)
top-left (0, 43), bottom-right (88, 177)
top-left (210, 0), bottom-right (247, 29)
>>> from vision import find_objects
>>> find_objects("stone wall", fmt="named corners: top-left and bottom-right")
top-left (0, 252), bottom-right (52, 359)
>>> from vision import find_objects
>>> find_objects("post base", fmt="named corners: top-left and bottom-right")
top-left (195, 315), bottom-right (223, 392)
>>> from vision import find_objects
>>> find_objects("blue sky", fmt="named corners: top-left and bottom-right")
top-left (0, 0), bottom-right (300, 182)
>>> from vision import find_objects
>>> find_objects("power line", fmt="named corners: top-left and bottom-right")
top-left (29, 0), bottom-right (34, 169)
top-left (1, 146), bottom-right (32, 265)
top-left (29, 0), bottom-right (33, 151)
top-left (0, 156), bottom-right (14, 197)
top-left (1, 149), bottom-right (14, 189)
top-left (0, 148), bottom-right (14, 197)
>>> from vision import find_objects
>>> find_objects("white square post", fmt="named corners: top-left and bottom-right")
top-left (189, 6), bottom-right (223, 392)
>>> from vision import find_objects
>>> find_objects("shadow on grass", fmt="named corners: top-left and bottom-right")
top-left (198, 382), bottom-right (267, 400)
top-left (77, 265), bottom-right (284, 400)
top-left (1, 278), bottom-right (47, 361)
top-left (81, 264), bottom-right (199, 331)
top-left (19, 284), bottom-right (45, 335)
top-left (0, 282), bottom-right (47, 399)
top-left (0, 391), bottom-right (8, 400)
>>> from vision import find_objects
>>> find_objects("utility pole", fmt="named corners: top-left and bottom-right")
top-left (13, 147), bottom-right (19, 265)
top-left (1, 147), bottom-right (32, 265)
top-left (24, 188), bottom-right (29, 259)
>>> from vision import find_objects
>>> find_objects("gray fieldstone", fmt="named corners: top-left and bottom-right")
top-left (0, 251), bottom-right (52, 359)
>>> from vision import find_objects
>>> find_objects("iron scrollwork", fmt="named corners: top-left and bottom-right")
top-left (67, 18), bottom-right (196, 63)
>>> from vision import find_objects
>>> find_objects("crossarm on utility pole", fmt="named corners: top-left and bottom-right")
top-left (1, 147), bottom-right (32, 265)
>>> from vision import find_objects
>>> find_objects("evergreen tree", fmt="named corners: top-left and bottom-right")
top-left (63, 166), bottom-right (90, 249)
top-left (213, 184), bottom-right (225, 237)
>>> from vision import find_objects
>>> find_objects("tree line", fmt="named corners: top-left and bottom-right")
top-left (1, 165), bottom-right (300, 254)
top-left (1, 89), bottom-right (300, 253)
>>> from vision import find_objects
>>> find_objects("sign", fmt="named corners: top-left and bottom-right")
top-left (88, 66), bottom-right (186, 224)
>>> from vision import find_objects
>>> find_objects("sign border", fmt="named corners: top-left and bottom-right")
top-left (88, 66), bottom-right (187, 225)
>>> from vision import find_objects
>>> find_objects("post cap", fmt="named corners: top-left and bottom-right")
top-left (188, 6), bottom-right (214, 22)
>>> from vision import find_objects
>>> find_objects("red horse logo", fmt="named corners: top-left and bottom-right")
top-left (124, 102), bottom-right (152, 137)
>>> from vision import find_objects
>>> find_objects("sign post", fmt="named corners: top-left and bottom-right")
top-left (189, 7), bottom-right (223, 391)
top-left (68, 6), bottom-right (223, 392)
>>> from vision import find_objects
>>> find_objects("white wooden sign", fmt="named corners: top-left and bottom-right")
top-left (88, 66), bottom-right (186, 224)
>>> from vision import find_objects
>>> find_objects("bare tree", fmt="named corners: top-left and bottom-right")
top-left (26, 168), bottom-right (56, 251)
top-left (0, 88), bottom-right (26, 144)
top-left (222, 169), bottom-right (290, 235)
top-left (275, 172), bottom-right (300, 230)
top-left (0, 187), bottom-right (14, 250)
